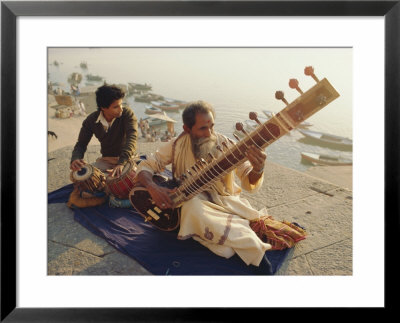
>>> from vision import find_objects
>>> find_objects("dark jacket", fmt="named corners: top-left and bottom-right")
top-left (71, 107), bottom-right (138, 165)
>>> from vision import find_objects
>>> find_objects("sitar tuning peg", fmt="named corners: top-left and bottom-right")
top-left (235, 122), bottom-right (250, 137)
top-left (222, 141), bottom-right (230, 150)
top-left (304, 66), bottom-right (320, 83)
top-left (289, 79), bottom-right (303, 95)
top-left (275, 91), bottom-right (289, 106)
top-left (249, 112), bottom-right (262, 125)
top-left (200, 158), bottom-right (208, 166)
top-left (196, 159), bottom-right (205, 168)
top-left (208, 152), bottom-right (216, 160)
top-left (233, 133), bottom-right (241, 142)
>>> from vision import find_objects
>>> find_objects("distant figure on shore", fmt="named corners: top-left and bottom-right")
top-left (78, 100), bottom-right (86, 116)
top-left (134, 100), bottom-right (307, 274)
top-left (70, 84), bottom-right (138, 179)
top-left (139, 118), bottom-right (146, 138)
top-left (48, 81), bottom-right (53, 94)
top-left (161, 130), bottom-right (172, 142)
top-left (71, 84), bottom-right (80, 97)
top-left (144, 119), bottom-right (150, 135)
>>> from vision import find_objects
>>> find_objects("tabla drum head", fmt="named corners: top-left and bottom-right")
top-left (106, 160), bottom-right (135, 183)
top-left (72, 165), bottom-right (93, 181)
top-left (121, 161), bottom-right (134, 176)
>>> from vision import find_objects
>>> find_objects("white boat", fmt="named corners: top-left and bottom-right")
top-left (128, 82), bottom-right (152, 91)
top-left (143, 112), bottom-right (177, 127)
top-left (151, 101), bottom-right (180, 112)
top-left (145, 105), bottom-right (162, 115)
top-left (262, 110), bottom-right (275, 119)
top-left (143, 117), bottom-right (166, 127)
top-left (301, 152), bottom-right (352, 166)
top-left (163, 97), bottom-right (187, 107)
top-left (297, 121), bottom-right (312, 129)
top-left (298, 129), bottom-right (353, 148)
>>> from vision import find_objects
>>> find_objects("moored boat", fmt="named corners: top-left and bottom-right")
top-left (151, 101), bottom-right (180, 112)
top-left (134, 93), bottom-right (164, 103)
top-left (163, 97), bottom-right (187, 107)
top-left (86, 74), bottom-right (103, 81)
top-left (301, 152), bottom-right (352, 166)
top-left (298, 129), bottom-right (352, 149)
top-left (297, 121), bottom-right (313, 129)
top-left (128, 82), bottom-right (152, 92)
top-left (262, 110), bottom-right (275, 119)
top-left (143, 112), bottom-right (177, 127)
top-left (145, 105), bottom-right (162, 115)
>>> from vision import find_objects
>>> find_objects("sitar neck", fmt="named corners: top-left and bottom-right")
top-left (170, 68), bottom-right (340, 207)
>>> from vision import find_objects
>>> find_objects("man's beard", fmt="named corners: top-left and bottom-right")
top-left (192, 133), bottom-right (218, 160)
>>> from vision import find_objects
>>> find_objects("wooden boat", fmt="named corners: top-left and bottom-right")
top-left (297, 121), bottom-right (312, 129)
top-left (301, 152), bottom-right (352, 166)
top-left (85, 74), bottom-right (103, 81)
top-left (298, 129), bottom-right (352, 148)
top-left (262, 110), bottom-right (275, 119)
top-left (145, 105), bottom-right (162, 115)
top-left (54, 95), bottom-right (74, 107)
top-left (151, 101), bottom-right (180, 112)
top-left (143, 112), bottom-right (177, 126)
top-left (163, 97), bottom-right (187, 107)
top-left (134, 93), bottom-right (164, 103)
top-left (263, 109), bottom-right (312, 128)
top-left (128, 82), bottom-right (152, 92)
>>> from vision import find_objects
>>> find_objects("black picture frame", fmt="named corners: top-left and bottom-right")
top-left (1, 1), bottom-right (398, 320)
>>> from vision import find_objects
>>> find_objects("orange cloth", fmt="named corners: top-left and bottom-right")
top-left (250, 216), bottom-right (307, 250)
top-left (67, 187), bottom-right (107, 209)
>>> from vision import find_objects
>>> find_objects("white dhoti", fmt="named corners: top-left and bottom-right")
top-left (137, 132), bottom-right (272, 267)
top-left (179, 193), bottom-right (271, 266)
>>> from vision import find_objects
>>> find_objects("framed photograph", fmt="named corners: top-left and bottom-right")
top-left (2, 1), bottom-right (398, 320)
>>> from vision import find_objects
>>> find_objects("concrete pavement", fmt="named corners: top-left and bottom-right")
top-left (48, 142), bottom-right (352, 275)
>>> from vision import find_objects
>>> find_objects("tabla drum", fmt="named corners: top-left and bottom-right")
top-left (70, 164), bottom-right (106, 193)
top-left (105, 160), bottom-right (137, 199)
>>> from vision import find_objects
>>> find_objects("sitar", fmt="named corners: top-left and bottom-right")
top-left (129, 66), bottom-right (340, 231)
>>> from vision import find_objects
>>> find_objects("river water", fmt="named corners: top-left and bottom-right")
top-left (48, 47), bottom-right (352, 172)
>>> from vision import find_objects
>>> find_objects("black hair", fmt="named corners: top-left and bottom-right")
top-left (95, 84), bottom-right (125, 111)
top-left (182, 100), bottom-right (216, 129)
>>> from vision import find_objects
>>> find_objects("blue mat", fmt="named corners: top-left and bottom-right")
top-left (48, 184), bottom-right (291, 275)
